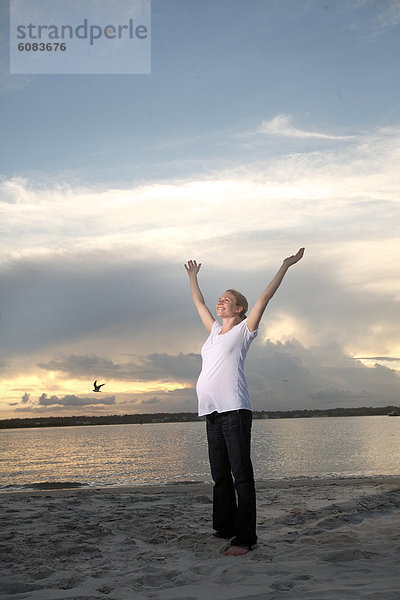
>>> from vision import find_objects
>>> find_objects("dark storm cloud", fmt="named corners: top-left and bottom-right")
top-left (140, 397), bottom-right (160, 405)
top-left (246, 340), bottom-right (400, 411)
top-left (308, 387), bottom-right (376, 402)
top-left (39, 339), bottom-right (400, 413)
top-left (355, 357), bottom-right (400, 362)
top-left (2, 244), bottom-right (400, 370)
top-left (9, 392), bottom-right (32, 407)
top-left (116, 386), bottom-right (196, 412)
top-left (38, 393), bottom-right (116, 407)
top-left (0, 252), bottom-right (193, 359)
top-left (39, 352), bottom-right (201, 382)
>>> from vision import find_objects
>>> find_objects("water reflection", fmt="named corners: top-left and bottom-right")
top-left (252, 416), bottom-right (400, 478)
top-left (0, 423), bottom-right (210, 489)
top-left (0, 416), bottom-right (399, 490)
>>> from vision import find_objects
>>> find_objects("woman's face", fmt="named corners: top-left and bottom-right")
top-left (216, 291), bottom-right (243, 318)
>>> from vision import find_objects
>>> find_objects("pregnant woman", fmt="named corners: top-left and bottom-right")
top-left (185, 248), bottom-right (304, 556)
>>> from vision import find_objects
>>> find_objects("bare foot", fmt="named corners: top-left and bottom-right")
top-left (224, 545), bottom-right (249, 556)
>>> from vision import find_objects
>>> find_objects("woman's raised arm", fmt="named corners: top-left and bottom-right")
top-left (184, 260), bottom-right (215, 333)
top-left (247, 248), bottom-right (305, 332)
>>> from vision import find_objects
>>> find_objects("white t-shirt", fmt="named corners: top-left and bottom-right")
top-left (196, 318), bottom-right (258, 417)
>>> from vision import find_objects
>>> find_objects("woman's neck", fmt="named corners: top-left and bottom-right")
top-left (220, 316), bottom-right (241, 334)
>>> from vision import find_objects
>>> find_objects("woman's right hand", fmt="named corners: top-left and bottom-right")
top-left (184, 259), bottom-right (202, 276)
top-left (184, 259), bottom-right (214, 332)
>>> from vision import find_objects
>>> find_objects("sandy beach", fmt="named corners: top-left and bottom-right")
top-left (1, 477), bottom-right (399, 600)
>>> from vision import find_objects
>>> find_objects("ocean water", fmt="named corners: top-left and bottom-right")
top-left (1, 415), bottom-right (399, 491)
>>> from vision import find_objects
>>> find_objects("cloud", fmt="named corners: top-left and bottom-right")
top-left (256, 114), bottom-right (354, 141)
top-left (0, 253), bottom-right (196, 359)
top-left (140, 396), bottom-right (160, 405)
top-left (355, 356), bottom-right (400, 362)
top-left (0, 176), bottom-right (45, 205)
top-left (245, 339), bottom-right (400, 411)
top-left (114, 386), bottom-right (196, 413)
top-left (38, 393), bottom-right (116, 407)
top-left (308, 387), bottom-right (376, 403)
top-left (39, 352), bottom-right (201, 383)
top-left (8, 391), bottom-right (32, 408)
top-left (4, 333), bottom-right (400, 415)
top-left (1, 122), bottom-right (399, 272)
top-left (31, 337), bottom-right (400, 414)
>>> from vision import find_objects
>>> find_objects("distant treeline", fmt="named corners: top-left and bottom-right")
top-left (0, 406), bottom-right (399, 429)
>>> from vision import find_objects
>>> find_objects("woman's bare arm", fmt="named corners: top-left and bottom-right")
top-left (184, 260), bottom-right (215, 333)
top-left (247, 248), bottom-right (305, 332)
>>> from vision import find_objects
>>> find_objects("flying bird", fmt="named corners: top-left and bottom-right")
top-left (93, 380), bottom-right (105, 392)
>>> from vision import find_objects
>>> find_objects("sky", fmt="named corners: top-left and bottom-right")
top-left (1, 0), bottom-right (400, 418)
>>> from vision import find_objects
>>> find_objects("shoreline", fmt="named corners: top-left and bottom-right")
top-left (1, 476), bottom-right (399, 599)
top-left (1, 474), bottom-right (400, 498)
top-left (1, 407), bottom-right (399, 430)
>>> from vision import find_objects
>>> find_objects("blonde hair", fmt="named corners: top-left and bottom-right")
top-left (226, 289), bottom-right (248, 321)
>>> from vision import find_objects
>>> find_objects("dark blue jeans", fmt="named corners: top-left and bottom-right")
top-left (206, 409), bottom-right (257, 547)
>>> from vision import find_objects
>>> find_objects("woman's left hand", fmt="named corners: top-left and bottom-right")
top-left (283, 247), bottom-right (305, 267)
